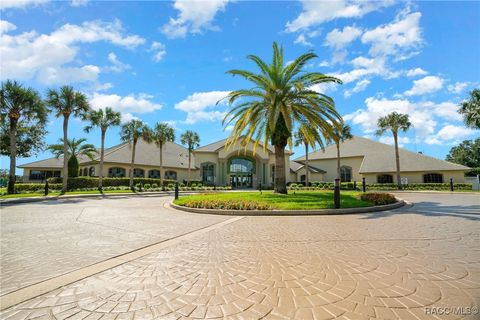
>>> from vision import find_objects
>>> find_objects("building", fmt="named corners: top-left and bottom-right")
top-left (19, 136), bottom-right (470, 186)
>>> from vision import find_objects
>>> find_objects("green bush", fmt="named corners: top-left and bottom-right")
top-left (47, 177), bottom-right (177, 190)
top-left (151, 183), bottom-right (158, 188)
top-left (144, 183), bottom-right (151, 190)
top-left (68, 155), bottom-right (79, 177)
top-left (14, 183), bottom-right (62, 193)
top-left (360, 193), bottom-right (397, 205)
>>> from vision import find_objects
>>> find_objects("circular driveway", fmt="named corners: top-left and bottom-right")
top-left (1, 192), bottom-right (479, 319)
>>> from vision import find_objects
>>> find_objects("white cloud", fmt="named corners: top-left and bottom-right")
top-left (174, 90), bottom-right (231, 124)
top-left (294, 34), bottom-right (312, 47)
top-left (105, 52), bottom-right (131, 72)
top-left (37, 65), bottom-right (100, 85)
top-left (325, 26), bottom-right (362, 50)
top-left (0, 0), bottom-right (48, 9)
top-left (404, 75), bottom-right (444, 96)
top-left (427, 101), bottom-right (463, 122)
top-left (361, 9), bottom-right (422, 60)
top-left (425, 125), bottom-right (475, 145)
top-left (0, 20), bottom-right (16, 34)
top-left (333, 56), bottom-right (399, 85)
top-left (406, 67), bottom-right (427, 77)
top-left (71, 0), bottom-right (88, 6)
top-left (89, 92), bottom-right (163, 114)
top-left (379, 135), bottom-right (411, 147)
top-left (285, 0), bottom-right (393, 33)
top-left (224, 125), bottom-right (234, 132)
top-left (150, 41), bottom-right (166, 62)
top-left (447, 81), bottom-right (470, 94)
top-left (161, 0), bottom-right (229, 39)
top-left (120, 112), bottom-right (139, 123)
top-left (0, 19), bottom-right (144, 84)
top-left (344, 79), bottom-right (370, 97)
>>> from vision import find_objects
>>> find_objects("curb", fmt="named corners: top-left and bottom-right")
top-left (169, 199), bottom-right (406, 216)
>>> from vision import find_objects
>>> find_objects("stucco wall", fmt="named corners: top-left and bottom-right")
top-left (362, 170), bottom-right (467, 184)
top-left (307, 156), bottom-right (364, 182)
top-left (290, 167), bottom-right (324, 183)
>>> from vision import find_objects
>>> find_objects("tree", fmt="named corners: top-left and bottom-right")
top-left (0, 120), bottom-right (47, 158)
top-left (376, 112), bottom-right (412, 189)
top-left (84, 107), bottom-right (121, 189)
top-left (120, 120), bottom-right (152, 188)
top-left (180, 130), bottom-right (200, 183)
top-left (48, 137), bottom-right (97, 177)
top-left (294, 124), bottom-right (324, 186)
top-left (1, 80), bottom-right (48, 194)
top-left (46, 86), bottom-right (90, 192)
top-left (326, 123), bottom-right (353, 181)
top-left (152, 122), bottom-right (175, 186)
top-left (446, 138), bottom-right (480, 176)
top-left (459, 89), bottom-right (480, 129)
top-left (222, 42), bottom-right (342, 194)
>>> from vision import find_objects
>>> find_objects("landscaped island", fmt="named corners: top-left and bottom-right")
top-left (173, 191), bottom-right (397, 210)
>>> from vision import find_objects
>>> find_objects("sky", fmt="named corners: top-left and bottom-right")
top-left (1, 0), bottom-right (479, 173)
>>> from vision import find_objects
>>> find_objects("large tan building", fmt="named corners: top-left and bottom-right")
top-left (19, 136), bottom-right (470, 186)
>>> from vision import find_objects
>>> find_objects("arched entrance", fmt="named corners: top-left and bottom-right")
top-left (228, 157), bottom-right (255, 188)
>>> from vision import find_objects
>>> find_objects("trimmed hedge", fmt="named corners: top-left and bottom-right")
top-left (14, 183), bottom-right (62, 193)
top-left (360, 193), bottom-right (397, 205)
top-left (179, 199), bottom-right (271, 210)
top-left (47, 177), bottom-right (178, 190)
top-left (365, 183), bottom-right (472, 191)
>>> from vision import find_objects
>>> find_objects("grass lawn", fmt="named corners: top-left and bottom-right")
top-left (174, 191), bottom-right (373, 210)
top-left (0, 189), bottom-right (134, 199)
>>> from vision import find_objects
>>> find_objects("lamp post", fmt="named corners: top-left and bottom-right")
top-left (334, 178), bottom-right (340, 209)
top-left (175, 182), bottom-right (179, 200)
top-left (450, 178), bottom-right (454, 192)
top-left (362, 177), bottom-right (366, 192)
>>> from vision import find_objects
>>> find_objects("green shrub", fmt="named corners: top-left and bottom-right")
top-left (144, 183), bottom-right (151, 190)
top-left (14, 183), bottom-right (62, 193)
top-left (180, 198), bottom-right (271, 210)
top-left (68, 155), bottom-right (79, 177)
top-left (360, 193), bottom-right (397, 205)
top-left (151, 183), bottom-right (158, 188)
top-left (47, 177), bottom-right (178, 190)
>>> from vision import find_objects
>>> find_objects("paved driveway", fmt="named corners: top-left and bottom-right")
top-left (1, 192), bottom-right (479, 319)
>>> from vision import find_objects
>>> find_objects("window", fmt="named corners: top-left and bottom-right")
top-left (300, 174), bottom-right (306, 182)
top-left (377, 174), bottom-right (393, 184)
top-left (340, 166), bottom-right (352, 182)
top-left (29, 170), bottom-right (61, 180)
top-left (148, 170), bottom-right (160, 179)
top-left (133, 168), bottom-right (145, 178)
top-left (89, 167), bottom-right (95, 177)
top-left (229, 158), bottom-right (255, 173)
top-left (201, 163), bottom-right (215, 184)
top-left (423, 173), bottom-right (443, 183)
top-left (165, 170), bottom-right (177, 180)
top-left (108, 167), bottom-right (126, 178)
top-left (82, 168), bottom-right (87, 176)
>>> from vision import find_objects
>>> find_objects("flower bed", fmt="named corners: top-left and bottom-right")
top-left (360, 193), bottom-right (397, 205)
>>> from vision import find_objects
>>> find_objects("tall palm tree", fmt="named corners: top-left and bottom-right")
top-left (326, 123), bottom-right (353, 181)
top-left (46, 86), bottom-right (90, 192)
top-left (376, 112), bottom-right (412, 189)
top-left (459, 89), bottom-right (480, 129)
top-left (152, 122), bottom-right (175, 186)
top-left (222, 42), bottom-right (342, 194)
top-left (294, 124), bottom-right (324, 186)
top-left (120, 119), bottom-right (152, 188)
top-left (1, 80), bottom-right (48, 194)
top-left (84, 107), bottom-right (121, 189)
top-left (180, 130), bottom-right (200, 183)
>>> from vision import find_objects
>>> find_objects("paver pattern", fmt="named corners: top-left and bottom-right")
top-left (1, 192), bottom-right (479, 319)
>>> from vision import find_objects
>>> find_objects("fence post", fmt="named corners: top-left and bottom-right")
top-left (175, 182), bottom-right (179, 200)
top-left (334, 178), bottom-right (340, 209)
top-left (44, 179), bottom-right (49, 196)
top-left (259, 183), bottom-right (262, 194)
top-left (450, 178), bottom-right (454, 192)
top-left (353, 181), bottom-right (357, 190)
top-left (362, 177), bottom-right (366, 192)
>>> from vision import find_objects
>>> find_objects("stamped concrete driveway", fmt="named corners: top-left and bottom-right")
top-left (1, 192), bottom-right (479, 319)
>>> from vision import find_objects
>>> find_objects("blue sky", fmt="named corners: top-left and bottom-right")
top-left (1, 0), bottom-right (479, 173)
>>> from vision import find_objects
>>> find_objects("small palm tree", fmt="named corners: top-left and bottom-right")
top-left (152, 122), bottom-right (175, 186)
top-left (46, 86), bottom-right (90, 192)
top-left (180, 130), bottom-right (200, 183)
top-left (326, 123), bottom-right (353, 181)
top-left (294, 125), bottom-right (324, 186)
top-left (459, 89), bottom-right (480, 129)
top-left (48, 138), bottom-right (97, 177)
top-left (1, 80), bottom-right (48, 194)
top-left (223, 42), bottom-right (342, 194)
top-left (120, 120), bottom-right (152, 188)
top-left (84, 107), bottom-right (121, 189)
top-left (376, 112), bottom-right (412, 189)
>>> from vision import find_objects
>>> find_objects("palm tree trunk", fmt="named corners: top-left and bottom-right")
top-left (393, 132), bottom-right (402, 190)
top-left (62, 116), bottom-right (69, 192)
top-left (99, 129), bottom-right (105, 190)
top-left (273, 145), bottom-right (287, 194)
top-left (336, 142), bottom-right (341, 180)
top-left (129, 140), bottom-right (136, 188)
top-left (159, 142), bottom-right (163, 187)
top-left (305, 143), bottom-right (309, 187)
top-left (187, 150), bottom-right (191, 183)
top-left (7, 118), bottom-right (18, 194)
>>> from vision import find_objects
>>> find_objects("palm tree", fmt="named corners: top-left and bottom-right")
top-left (84, 107), bottom-right (121, 190)
top-left (222, 42), bottom-right (342, 194)
top-left (294, 125), bottom-right (324, 186)
top-left (120, 119), bottom-right (152, 188)
top-left (48, 138), bottom-right (97, 178)
top-left (326, 123), bottom-right (353, 181)
top-left (459, 89), bottom-right (480, 129)
top-left (180, 130), bottom-right (200, 183)
top-left (152, 122), bottom-right (175, 187)
top-left (46, 86), bottom-right (90, 192)
top-left (1, 80), bottom-right (48, 194)
top-left (376, 112), bottom-right (412, 189)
